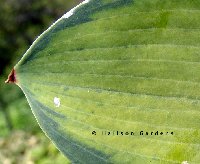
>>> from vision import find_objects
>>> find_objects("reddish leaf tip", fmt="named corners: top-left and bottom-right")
top-left (5, 69), bottom-right (17, 84)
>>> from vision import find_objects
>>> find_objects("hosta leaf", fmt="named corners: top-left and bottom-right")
top-left (8, 0), bottom-right (200, 163)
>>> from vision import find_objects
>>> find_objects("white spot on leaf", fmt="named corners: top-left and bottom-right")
top-left (54, 97), bottom-right (60, 107)
top-left (62, 0), bottom-right (90, 19)
top-left (181, 161), bottom-right (189, 164)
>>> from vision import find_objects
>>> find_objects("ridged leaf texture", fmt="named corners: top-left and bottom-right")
top-left (12, 0), bottom-right (200, 163)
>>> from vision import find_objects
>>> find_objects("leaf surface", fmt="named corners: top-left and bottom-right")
top-left (12, 0), bottom-right (200, 163)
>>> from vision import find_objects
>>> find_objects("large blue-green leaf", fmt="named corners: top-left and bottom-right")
top-left (8, 0), bottom-right (200, 163)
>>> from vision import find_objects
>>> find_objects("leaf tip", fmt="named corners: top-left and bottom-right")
top-left (5, 68), bottom-right (17, 84)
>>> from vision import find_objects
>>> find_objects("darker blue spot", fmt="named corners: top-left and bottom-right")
top-left (20, 0), bottom-right (134, 65)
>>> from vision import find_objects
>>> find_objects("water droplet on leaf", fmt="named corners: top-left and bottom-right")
top-left (54, 97), bottom-right (60, 107)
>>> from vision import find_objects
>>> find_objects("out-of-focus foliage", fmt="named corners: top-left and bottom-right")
top-left (0, 131), bottom-right (70, 163)
top-left (0, 0), bottom-right (81, 163)
top-left (0, 0), bottom-right (81, 74)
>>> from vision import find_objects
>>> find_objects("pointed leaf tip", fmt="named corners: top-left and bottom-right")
top-left (5, 69), bottom-right (17, 84)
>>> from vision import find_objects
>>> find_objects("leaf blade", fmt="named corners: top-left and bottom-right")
top-left (13, 0), bottom-right (200, 163)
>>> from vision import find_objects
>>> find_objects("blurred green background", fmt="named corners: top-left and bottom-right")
top-left (0, 1), bottom-right (81, 163)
